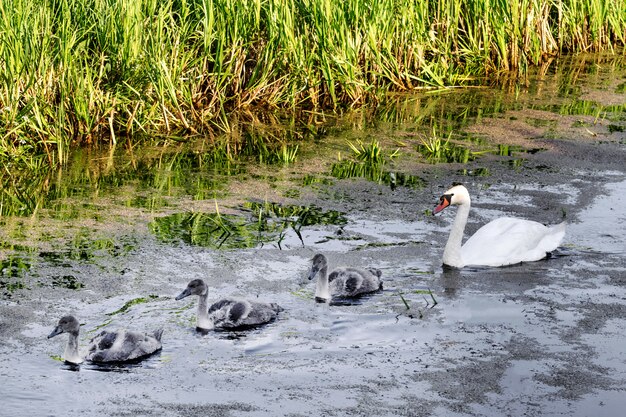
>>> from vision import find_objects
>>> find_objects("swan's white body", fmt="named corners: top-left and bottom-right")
top-left (308, 254), bottom-right (383, 302)
top-left (48, 316), bottom-right (163, 365)
top-left (176, 279), bottom-right (283, 330)
top-left (434, 185), bottom-right (566, 268)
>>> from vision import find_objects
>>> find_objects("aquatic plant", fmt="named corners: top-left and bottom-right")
top-left (396, 289), bottom-right (437, 320)
top-left (347, 139), bottom-right (385, 164)
top-left (418, 127), bottom-right (477, 163)
top-left (150, 202), bottom-right (347, 249)
top-left (419, 128), bottom-right (452, 159)
top-left (106, 296), bottom-right (160, 317)
top-left (1, 0), bottom-right (624, 166)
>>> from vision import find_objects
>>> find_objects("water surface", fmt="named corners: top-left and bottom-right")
top-left (1, 56), bottom-right (625, 416)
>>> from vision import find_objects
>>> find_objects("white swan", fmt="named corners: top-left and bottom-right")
top-left (175, 279), bottom-right (283, 331)
top-left (48, 315), bottom-right (163, 364)
top-left (433, 184), bottom-right (566, 268)
top-left (308, 253), bottom-right (383, 302)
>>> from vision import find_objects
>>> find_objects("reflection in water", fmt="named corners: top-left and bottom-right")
top-left (330, 160), bottom-right (425, 189)
top-left (150, 203), bottom-right (347, 249)
top-left (437, 267), bottom-right (464, 298)
top-left (0, 127), bottom-right (308, 218)
top-left (55, 353), bottom-right (163, 373)
top-left (417, 141), bottom-right (477, 163)
top-left (2, 55), bottom-right (624, 222)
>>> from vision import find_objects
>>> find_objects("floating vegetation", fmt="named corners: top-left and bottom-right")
top-left (242, 201), bottom-right (347, 227)
top-left (150, 212), bottom-right (259, 249)
top-left (150, 202), bottom-right (347, 250)
top-left (2, 255), bottom-right (83, 297)
top-left (47, 275), bottom-right (84, 290)
top-left (106, 296), bottom-right (159, 317)
top-left (355, 241), bottom-right (425, 251)
top-left (0, 255), bottom-right (30, 298)
top-left (290, 288), bottom-right (315, 300)
top-left (36, 234), bottom-right (136, 269)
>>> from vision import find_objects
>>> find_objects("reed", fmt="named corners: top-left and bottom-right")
top-left (0, 0), bottom-right (624, 166)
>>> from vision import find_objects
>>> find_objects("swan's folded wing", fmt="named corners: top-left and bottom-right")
top-left (537, 221), bottom-right (566, 253)
top-left (343, 272), bottom-right (364, 294)
top-left (462, 217), bottom-right (563, 266)
top-left (227, 301), bottom-right (249, 323)
top-left (209, 298), bottom-right (237, 313)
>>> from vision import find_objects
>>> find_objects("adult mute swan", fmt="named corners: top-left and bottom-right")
top-left (175, 279), bottom-right (283, 331)
top-left (48, 315), bottom-right (163, 364)
top-left (433, 184), bottom-right (566, 268)
top-left (308, 253), bottom-right (383, 302)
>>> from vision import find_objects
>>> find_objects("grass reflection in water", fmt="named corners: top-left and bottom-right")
top-left (150, 202), bottom-right (347, 250)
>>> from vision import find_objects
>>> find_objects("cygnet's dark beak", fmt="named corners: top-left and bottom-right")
top-left (308, 267), bottom-right (318, 281)
top-left (175, 287), bottom-right (191, 300)
top-left (48, 326), bottom-right (63, 339)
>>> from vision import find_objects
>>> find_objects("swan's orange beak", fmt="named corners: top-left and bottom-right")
top-left (433, 194), bottom-right (451, 214)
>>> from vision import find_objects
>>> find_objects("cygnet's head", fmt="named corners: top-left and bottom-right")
top-left (48, 315), bottom-right (80, 339)
top-left (176, 279), bottom-right (208, 300)
top-left (433, 184), bottom-right (470, 214)
top-left (308, 254), bottom-right (328, 280)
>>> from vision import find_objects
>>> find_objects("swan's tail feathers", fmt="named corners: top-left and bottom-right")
top-left (541, 221), bottom-right (567, 253)
top-left (153, 329), bottom-right (164, 342)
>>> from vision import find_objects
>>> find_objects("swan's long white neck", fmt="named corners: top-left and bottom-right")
top-left (196, 289), bottom-right (214, 330)
top-left (442, 201), bottom-right (470, 268)
top-left (315, 265), bottom-right (331, 301)
top-left (64, 332), bottom-right (83, 364)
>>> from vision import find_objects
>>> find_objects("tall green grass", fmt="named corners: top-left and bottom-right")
top-left (1, 0), bottom-right (625, 165)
